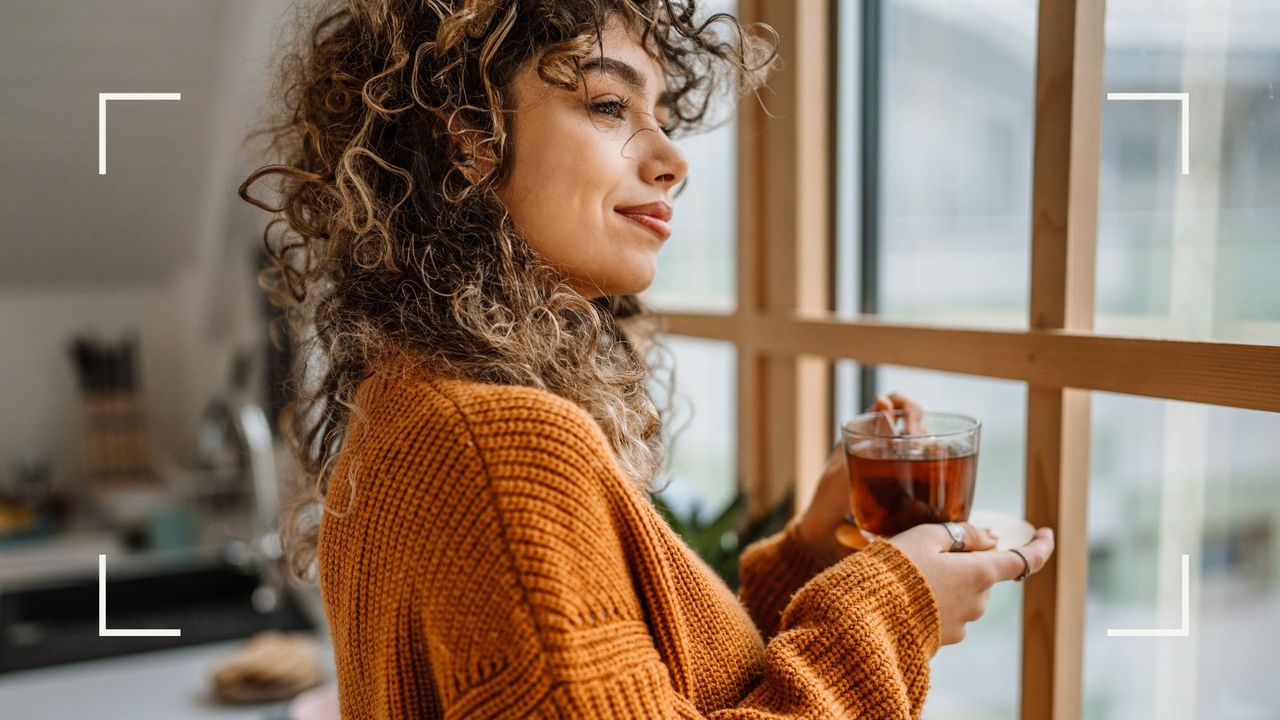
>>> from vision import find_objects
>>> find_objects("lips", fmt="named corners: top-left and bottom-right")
top-left (615, 201), bottom-right (673, 241)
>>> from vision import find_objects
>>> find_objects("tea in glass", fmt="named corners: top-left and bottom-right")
top-left (841, 410), bottom-right (980, 538)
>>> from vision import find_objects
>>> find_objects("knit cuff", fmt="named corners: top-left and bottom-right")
top-left (776, 516), bottom-right (832, 584)
top-left (737, 517), bottom-right (830, 639)
top-left (780, 539), bottom-right (942, 661)
top-left (861, 540), bottom-right (943, 660)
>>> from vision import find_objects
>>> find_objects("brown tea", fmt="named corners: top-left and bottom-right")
top-left (846, 440), bottom-right (976, 537)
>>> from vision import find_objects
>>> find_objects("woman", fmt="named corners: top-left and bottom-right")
top-left (240, 0), bottom-right (1055, 717)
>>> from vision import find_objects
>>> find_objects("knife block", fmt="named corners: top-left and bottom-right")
top-left (80, 386), bottom-right (155, 488)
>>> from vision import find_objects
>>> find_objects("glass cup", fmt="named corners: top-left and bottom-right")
top-left (840, 409), bottom-right (981, 539)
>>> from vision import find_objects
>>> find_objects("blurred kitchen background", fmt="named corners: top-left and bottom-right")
top-left (0, 1), bottom-right (335, 718)
top-left (0, 0), bottom-right (1277, 719)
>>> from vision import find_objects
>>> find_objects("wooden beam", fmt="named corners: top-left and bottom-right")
top-left (735, 0), bottom-right (767, 518)
top-left (784, 0), bottom-right (835, 518)
top-left (1023, 0), bottom-right (1106, 716)
top-left (734, 0), bottom-right (835, 519)
top-left (1023, 385), bottom-right (1092, 720)
top-left (658, 313), bottom-right (1280, 414)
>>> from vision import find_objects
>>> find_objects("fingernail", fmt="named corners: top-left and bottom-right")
top-left (985, 527), bottom-right (1000, 539)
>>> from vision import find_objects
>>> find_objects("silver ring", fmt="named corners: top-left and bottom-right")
top-left (1010, 548), bottom-right (1032, 581)
top-left (942, 521), bottom-right (966, 552)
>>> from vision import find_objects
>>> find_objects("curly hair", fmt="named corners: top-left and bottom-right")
top-left (239, 0), bottom-right (778, 583)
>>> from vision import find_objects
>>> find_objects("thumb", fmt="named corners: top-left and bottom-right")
top-left (961, 521), bottom-right (1000, 552)
top-left (929, 521), bottom-right (999, 552)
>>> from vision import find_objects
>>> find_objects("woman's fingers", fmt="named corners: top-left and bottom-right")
top-left (961, 522), bottom-right (999, 552)
top-left (889, 524), bottom-right (1057, 646)
top-left (922, 521), bottom-right (999, 553)
top-left (888, 392), bottom-right (925, 434)
top-left (871, 395), bottom-right (895, 434)
top-left (869, 392), bottom-right (926, 434)
top-left (993, 527), bottom-right (1055, 582)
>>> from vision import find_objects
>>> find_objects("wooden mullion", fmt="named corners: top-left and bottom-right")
top-left (753, 0), bottom-right (799, 520)
top-left (735, 0), bottom-right (767, 518)
top-left (1023, 0), bottom-right (1106, 718)
top-left (1023, 385), bottom-right (1093, 720)
top-left (735, 0), bottom-right (835, 519)
top-left (658, 313), bottom-right (1280, 414)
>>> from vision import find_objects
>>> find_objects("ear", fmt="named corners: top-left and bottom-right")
top-left (452, 135), bottom-right (496, 186)
top-left (434, 109), bottom-right (499, 187)
top-left (458, 132), bottom-right (501, 182)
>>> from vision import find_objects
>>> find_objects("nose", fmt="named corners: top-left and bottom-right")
top-left (641, 131), bottom-right (688, 192)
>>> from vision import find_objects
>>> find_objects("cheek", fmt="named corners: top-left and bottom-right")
top-left (505, 131), bottom-right (627, 257)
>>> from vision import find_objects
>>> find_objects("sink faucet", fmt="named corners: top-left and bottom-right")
top-left (198, 353), bottom-right (285, 614)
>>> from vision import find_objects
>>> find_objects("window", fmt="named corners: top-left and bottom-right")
top-left (649, 335), bottom-right (738, 523)
top-left (837, 0), bottom-right (1039, 330)
top-left (1085, 394), bottom-right (1280, 718)
top-left (1098, 0), bottom-right (1280, 344)
top-left (653, 2), bottom-right (1279, 718)
top-left (642, 119), bottom-right (737, 313)
top-left (641, 0), bottom-right (738, 314)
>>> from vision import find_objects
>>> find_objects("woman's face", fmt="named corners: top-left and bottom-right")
top-left (495, 17), bottom-right (689, 299)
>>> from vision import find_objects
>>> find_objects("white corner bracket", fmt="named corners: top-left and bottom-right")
top-left (98, 554), bottom-right (181, 637)
top-left (1106, 92), bottom-right (1190, 175)
top-left (1106, 553), bottom-right (1190, 638)
top-left (98, 92), bottom-right (182, 175)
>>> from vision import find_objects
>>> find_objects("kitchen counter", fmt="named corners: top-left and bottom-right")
top-left (0, 633), bottom-right (336, 720)
top-left (0, 507), bottom-right (253, 593)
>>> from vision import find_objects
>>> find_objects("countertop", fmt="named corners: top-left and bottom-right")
top-left (0, 507), bottom-right (253, 593)
top-left (0, 633), bottom-right (336, 720)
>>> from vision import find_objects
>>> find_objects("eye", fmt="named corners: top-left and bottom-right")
top-left (591, 97), bottom-right (675, 136)
top-left (591, 98), bottom-right (631, 119)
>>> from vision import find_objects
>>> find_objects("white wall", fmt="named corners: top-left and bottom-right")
top-left (0, 235), bottom-right (262, 498)
top-left (0, 0), bottom-right (293, 499)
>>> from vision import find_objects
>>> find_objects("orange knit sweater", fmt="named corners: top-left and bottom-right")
top-left (317, 360), bottom-right (942, 719)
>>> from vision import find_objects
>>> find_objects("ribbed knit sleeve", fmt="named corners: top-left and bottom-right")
top-left (412, 383), bottom-right (942, 719)
top-left (736, 516), bottom-right (830, 642)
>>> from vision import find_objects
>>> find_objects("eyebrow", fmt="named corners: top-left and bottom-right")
top-left (580, 56), bottom-right (675, 109)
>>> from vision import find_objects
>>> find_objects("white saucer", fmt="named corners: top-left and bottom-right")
top-left (968, 509), bottom-right (1036, 552)
top-left (833, 508), bottom-right (1036, 552)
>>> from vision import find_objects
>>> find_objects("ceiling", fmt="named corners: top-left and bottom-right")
top-left (0, 0), bottom-right (292, 287)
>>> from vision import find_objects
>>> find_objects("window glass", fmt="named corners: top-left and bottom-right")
top-left (835, 0), bottom-right (1038, 329)
top-left (1098, 0), bottom-right (1280, 342)
top-left (649, 335), bottom-right (738, 524)
top-left (1084, 392), bottom-right (1280, 718)
top-left (641, 0), bottom-right (737, 313)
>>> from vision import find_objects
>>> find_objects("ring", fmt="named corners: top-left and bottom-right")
top-left (1010, 548), bottom-right (1032, 581)
top-left (844, 511), bottom-right (856, 525)
top-left (942, 521), bottom-right (966, 552)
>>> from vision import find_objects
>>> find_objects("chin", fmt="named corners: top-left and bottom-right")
top-left (586, 279), bottom-right (650, 298)
top-left (609, 267), bottom-right (658, 297)
top-left (570, 274), bottom-right (650, 300)
top-left (570, 249), bottom-right (659, 298)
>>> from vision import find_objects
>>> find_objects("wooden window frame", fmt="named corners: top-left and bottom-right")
top-left (655, 1), bottom-right (1280, 718)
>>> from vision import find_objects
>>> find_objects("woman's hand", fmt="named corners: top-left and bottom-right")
top-left (794, 441), bottom-right (861, 567)
top-left (870, 392), bottom-right (925, 435)
top-left (794, 393), bottom-right (926, 566)
top-left (888, 522), bottom-right (1055, 645)
top-left (795, 391), bottom-right (1058, 645)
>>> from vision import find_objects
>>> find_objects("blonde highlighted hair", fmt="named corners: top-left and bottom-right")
top-left (239, 0), bottom-right (777, 582)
